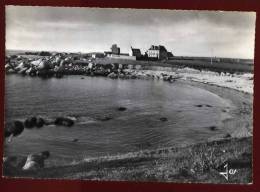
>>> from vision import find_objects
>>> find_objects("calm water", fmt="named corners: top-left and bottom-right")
top-left (4, 75), bottom-right (229, 166)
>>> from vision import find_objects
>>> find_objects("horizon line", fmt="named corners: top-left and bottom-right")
top-left (5, 48), bottom-right (254, 60)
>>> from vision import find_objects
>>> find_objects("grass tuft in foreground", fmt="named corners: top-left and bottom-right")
top-left (4, 136), bottom-right (252, 184)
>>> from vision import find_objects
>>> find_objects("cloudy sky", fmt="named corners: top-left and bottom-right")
top-left (6, 6), bottom-right (256, 59)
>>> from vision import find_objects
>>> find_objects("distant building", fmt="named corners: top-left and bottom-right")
top-left (86, 52), bottom-right (105, 58)
top-left (111, 44), bottom-right (120, 55)
top-left (104, 44), bottom-right (136, 60)
top-left (167, 51), bottom-right (174, 58)
top-left (120, 53), bottom-right (130, 56)
top-left (104, 51), bottom-right (112, 56)
top-left (147, 45), bottom-right (168, 60)
top-left (131, 46), bottom-right (142, 59)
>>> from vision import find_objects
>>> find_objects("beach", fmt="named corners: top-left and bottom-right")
top-left (3, 53), bottom-right (253, 183)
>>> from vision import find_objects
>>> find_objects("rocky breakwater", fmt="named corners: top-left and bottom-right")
top-left (5, 53), bottom-right (89, 78)
top-left (5, 54), bottom-right (182, 83)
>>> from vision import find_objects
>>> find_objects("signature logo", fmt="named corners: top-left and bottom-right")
top-left (219, 163), bottom-right (237, 181)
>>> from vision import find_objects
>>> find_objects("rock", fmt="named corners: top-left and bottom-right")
top-left (160, 117), bottom-right (168, 122)
top-left (130, 74), bottom-right (137, 79)
top-left (5, 121), bottom-right (24, 138)
top-left (24, 116), bottom-right (37, 129)
top-left (17, 67), bottom-right (28, 75)
top-left (117, 107), bottom-right (127, 111)
top-left (3, 156), bottom-right (27, 171)
top-left (54, 117), bottom-right (74, 127)
top-left (42, 117), bottom-right (56, 125)
top-left (225, 80), bottom-right (233, 83)
top-left (10, 55), bottom-right (17, 59)
top-left (15, 62), bottom-right (26, 71)
top-left (163, 75), bottom-right (173, 82)
top-left (5, 64), bottom-right (12, 70)
top-left (107, 72), bottom-right (118, 79)
top-left (55, 73), bottom-right (63, 78)
top-left (6, 68), bottom-right (16, 74)
top-left (22, 151), bottom-right (50, 170)
top-left (72, 139), bottom-right (79, 142)
top-left (28, 67), bottom-right (37, 76)
top-left (118, 73), bottom-right (125, 79)
top-left (209, 126), bottom-right (217, 131)
top-left (224, 133), bottom-right (231, 138)
top-left (35, 117), bottom-right (45, 128)
top-left (195, 104), bottom-right (203, 107)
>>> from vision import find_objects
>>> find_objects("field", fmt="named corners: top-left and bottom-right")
top-left (95, 57), bottom-right (253, 73)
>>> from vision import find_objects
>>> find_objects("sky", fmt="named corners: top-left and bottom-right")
top-left (6, 6), bottom-right (256, 59)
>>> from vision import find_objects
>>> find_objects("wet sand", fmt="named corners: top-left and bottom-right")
top-left (183, 79), bottom-right (253, 139)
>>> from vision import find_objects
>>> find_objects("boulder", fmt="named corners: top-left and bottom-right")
top-left (118, 73), bottom-right (125, 79)
top-left (30, 59), bottom-right (42, 67)
top-left (25, 67), bottom-right (32, 75)
top-left (5, 121), bottom-right (24, 139)
top-left (54, 117), bottom-right (74, 127)
top-left (3, 156), bottom-right (27, 171)
top-left (17, 67), bottom-right (28, 75)
top-left (29, 68), bottom-right (37, 77)
top-left (108, 72), bottom-right (118, 79)
top-left (224, 133), bottom-right (231, 138)
top-left (209, 126), bottom-right (217, 131)
top-left (117, 107), bottom-right (127, 111)
top-left (35, 117), bottom-right (45, 128)
top-left (5, 64), bottom-right (12, 70)
top-left (15, 62), bottom-right (26, 70)
top-left (160, 117), bottom-right (168, 122)
top-left (24, 116), bottom-right (37, 129)
top-left (22, 151), bottom-right (50, 170)
top-left (130, 74), bottom-right (137, 79)
top-left (6, 68), bottom-right (16, 74)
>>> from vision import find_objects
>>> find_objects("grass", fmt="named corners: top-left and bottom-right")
top-left (95, 57), bottom-right (253, 73)
top-left (3, 136), bottom-right (252, 184)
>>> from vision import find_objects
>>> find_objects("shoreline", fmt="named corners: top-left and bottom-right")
top-left (4, 136), bottom-right (252, 183)
top-left (4, 61), bottom-right (253, 183)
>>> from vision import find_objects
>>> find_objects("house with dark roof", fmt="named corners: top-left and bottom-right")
top-left (130, 46), bottom-right (142, 59)
top-left (111, 44), bottom-right (120, 55)
top-left (167, 51), bottom-right (174, 58)
top-left (104, 44), bottom-right (136, 60)
top-left (147, 45), bottom-right (168, 60)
